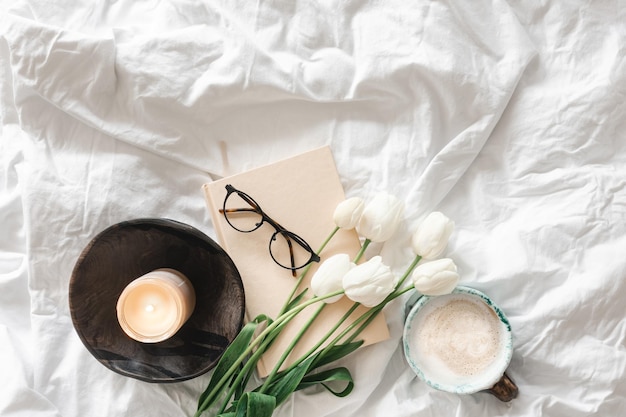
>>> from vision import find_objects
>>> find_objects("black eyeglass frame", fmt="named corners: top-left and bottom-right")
top-left (219, 184), bottom-right (321, 275)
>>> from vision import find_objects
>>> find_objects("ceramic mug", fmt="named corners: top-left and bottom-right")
top-left (403, 286), bottom-right (518, 401)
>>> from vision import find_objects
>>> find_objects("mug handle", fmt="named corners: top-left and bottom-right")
top-left (486, 372), bottom-right (518, 402)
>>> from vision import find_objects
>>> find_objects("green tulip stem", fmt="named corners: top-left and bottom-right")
top-left (353, 238), bottom-right (371, 263)
top-left (396, 254), bottom-right (421, 289)
top-left (278, 301), bottom-right (361, 376)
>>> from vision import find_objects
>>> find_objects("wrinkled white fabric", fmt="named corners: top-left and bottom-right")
top-left (1, 0), bottom-right (625, 416)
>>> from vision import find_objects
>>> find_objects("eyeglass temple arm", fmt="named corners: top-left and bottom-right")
top-left (219, 207), bottom-right (258, 214)
top-left (286, 234), bottom-right (297, 277)
top-left (272, 231), bottom-right (298, 277)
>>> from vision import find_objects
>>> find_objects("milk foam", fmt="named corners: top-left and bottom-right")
top-left (409, 294), bottom-right (505, 386)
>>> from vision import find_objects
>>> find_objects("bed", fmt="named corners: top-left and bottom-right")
top-left (1, 0), bottom-right (624, 416)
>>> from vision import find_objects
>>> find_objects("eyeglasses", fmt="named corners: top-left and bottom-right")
top-left (219, 184), bottom-right (321, 276)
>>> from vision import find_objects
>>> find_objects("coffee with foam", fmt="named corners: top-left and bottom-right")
top-left (404, 289), bottom-right (512, 391)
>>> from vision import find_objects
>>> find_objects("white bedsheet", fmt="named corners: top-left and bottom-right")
top-left (1, 1), bottom-right (625, 416)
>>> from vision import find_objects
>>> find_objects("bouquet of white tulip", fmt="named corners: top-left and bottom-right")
top-left (194, 193), bottom-right (458, 417)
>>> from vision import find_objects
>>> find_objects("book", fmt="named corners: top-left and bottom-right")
top-left (202, 146), bottom-right (389, 377)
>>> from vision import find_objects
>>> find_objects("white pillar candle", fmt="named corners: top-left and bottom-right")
top-left (116, 268), bottom-right (196, 343)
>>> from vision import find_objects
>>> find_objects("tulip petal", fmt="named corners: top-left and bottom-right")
top-left (413, 270), bottom-right (459, 296)
top-left (333, 197), bottom-right (365, 230)
top-left (342, 256), bottom-right (396, 307)
top-left (411, 212), bottom-right (454, 259)
top-left (357, 193), bottom-right (404, 243)
top-left (410, 258), bottom-right (459, 296)
top-left (310, 253), bottom-right (352, 303)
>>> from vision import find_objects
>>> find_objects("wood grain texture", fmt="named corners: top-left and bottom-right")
top-left (69, 218), bottom-right (245, 383)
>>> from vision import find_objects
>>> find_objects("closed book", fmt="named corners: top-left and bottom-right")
top-left (202, 146), bottom-right (389, 377)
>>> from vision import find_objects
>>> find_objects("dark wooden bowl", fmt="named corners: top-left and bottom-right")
top-left (69, 218), bottom-right (245, 383)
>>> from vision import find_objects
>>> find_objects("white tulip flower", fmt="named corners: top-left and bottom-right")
top-left (356, 193), bottom-right (404, 243)
top-left (342, 256), bottom-right (397, 307)
top-left (411, 212), bottom-right (454, 259)
top-left (310, 253), bottom-right (353, 303)
top-left (333, 197), bottom-right (365, 230)
top-left (411, 258), bottom-right (459, 296)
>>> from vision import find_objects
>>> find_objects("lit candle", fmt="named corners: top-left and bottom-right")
top-left (116, 268), bottom-right (196, 343)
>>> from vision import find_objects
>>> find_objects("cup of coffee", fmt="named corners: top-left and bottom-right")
top-left (403, 286), bottom-right (518, 401)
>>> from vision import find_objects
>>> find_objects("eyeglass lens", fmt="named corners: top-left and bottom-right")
top-left (222, 190), bottom-right (264, 232)
top-left (269, 230), bottom-right (317, 270)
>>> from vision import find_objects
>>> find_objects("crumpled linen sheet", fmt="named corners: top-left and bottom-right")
top-left (1, 0), bottom-right (625, 416)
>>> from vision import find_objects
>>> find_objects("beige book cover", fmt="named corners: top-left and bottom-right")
top-left (202, 146), bottom-right (389, 378)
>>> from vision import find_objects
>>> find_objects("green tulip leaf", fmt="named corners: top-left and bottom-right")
top-left (297, 367), bottom-right (355, 397)
top-left (310, 340), bottom-right (363, 370)
top-left (235, 392), bottom-right (276, 417)
top-left (264, 355), bottom-right (317, 406)
top-left (284, 289), bottom-right (309, 312)
top-left (215, 392), bottom-right (276, 417)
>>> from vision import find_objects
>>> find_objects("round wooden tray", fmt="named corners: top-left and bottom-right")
top-left (69, 218), bottom-right (245, 383)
